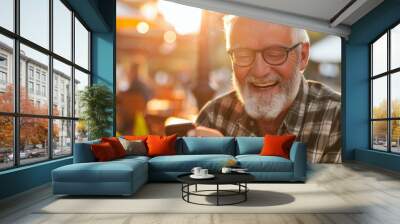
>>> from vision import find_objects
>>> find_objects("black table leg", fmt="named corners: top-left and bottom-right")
top-left (216, 184), bottom-right (219, 206)
top-left (187, 184), bottom-right (190, 202)
top-left (195, 184), bottom-right (197, 192)
top-left (245, 183), bottom-right (247, 201)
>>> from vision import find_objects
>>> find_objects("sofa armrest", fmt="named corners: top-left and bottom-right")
top-left (289, 142), bottom-right (307, 181)
top-left (73, 140), bottom-right (100, 163)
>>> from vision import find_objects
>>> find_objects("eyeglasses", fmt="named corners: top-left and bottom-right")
top-left (227, 43), bottom-right (302, 67)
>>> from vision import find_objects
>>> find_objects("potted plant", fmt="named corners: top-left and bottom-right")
top-left (79, 84), bottom-right (113, 140)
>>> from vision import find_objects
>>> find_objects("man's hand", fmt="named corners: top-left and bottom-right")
top-left (187, 126), bottom-right (224, 137)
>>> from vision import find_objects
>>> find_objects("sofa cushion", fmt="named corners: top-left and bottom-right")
top-left (178, 137), bottom-right (235, 155)
top-left (52, 159), bottom-right (147, 183)
top-left (236, 155), bottom-right (293, 172)
top-left (235, 137), bottom-right (264, 155)
top-left (148, 154), bottom-right (235, 172)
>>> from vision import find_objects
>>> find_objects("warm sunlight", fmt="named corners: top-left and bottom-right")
top-left (157, 0), bottom-right (202, 35)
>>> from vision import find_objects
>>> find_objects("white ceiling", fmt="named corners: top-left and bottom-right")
top-left (166, 0), bottom-right (384, 38)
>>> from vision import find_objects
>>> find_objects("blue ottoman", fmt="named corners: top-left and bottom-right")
top-left (52, 156), bottom-right (148, 196)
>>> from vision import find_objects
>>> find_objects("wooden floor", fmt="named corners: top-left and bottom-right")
top-left (1, 162), bottom-right (400, 224)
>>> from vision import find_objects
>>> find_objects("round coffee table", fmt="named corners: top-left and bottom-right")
top-left (177, 173), bottom-right (255, 206)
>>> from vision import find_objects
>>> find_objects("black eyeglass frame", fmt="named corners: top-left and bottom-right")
top-left (227, 43), bottom-right (302, 67)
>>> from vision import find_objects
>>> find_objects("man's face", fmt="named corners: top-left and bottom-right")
top-left (227, 19), bottom-right (309, 120)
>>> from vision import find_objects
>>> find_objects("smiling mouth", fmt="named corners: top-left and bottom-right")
top-left (250, 81), bottom-right (279, 89)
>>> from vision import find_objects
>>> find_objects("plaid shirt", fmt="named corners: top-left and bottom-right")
top-left (195, 76), bottom-right (341, 163)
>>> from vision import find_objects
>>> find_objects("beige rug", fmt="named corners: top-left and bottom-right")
top-left (37, 183), bottom-right (362, 214)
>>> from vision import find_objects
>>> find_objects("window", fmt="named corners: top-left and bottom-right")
top-left (0, 116), bottom-right (13, 170)
top-left (20, 0), bottom-right (49, 49)
top-left (53, 59), bottom-right (72, 117)
top-left (0, 71), bottom-right (6, 85)
top-left (0, 54), bottom-right (8, 89)
top-left (74, 69), bottom-right (89, 118)
top-left (42, 85), bottom-right (46, 97)
top-left (75, 18), bottom-right (90, 70)
top-left (28, 67), bottom-right (34, 80)
top-left (35, 70), bottom-right (41, 81)
top-left (0, 55), bottom-right (7, 67)
top-left (0, 0), bottom-right (91, 170)
top-left (28, 81), bottom-right (34, 94)
top-left (53, 119), bottom-right (72, 158)
top-left (53, 0), bottom-right (72, 60)
top-left (0, 0), bottom-right (14, 32)
top-left (371, 23), bottom-right (400, 154)
top-left (36, 83), bottom-right (40, 95)
top-left (0, 35), bottom-right (13, 113)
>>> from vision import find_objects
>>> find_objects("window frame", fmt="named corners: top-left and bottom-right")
top-left (0, 0), bottom-right (92, 171)
top-left (370, 21), bottom-right (400, 154)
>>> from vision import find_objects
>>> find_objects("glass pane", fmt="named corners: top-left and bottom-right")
top-left (372, 77), bottom-right (387, 119)
top-left (20, 117), bottom-right (49, 165)
top-left (74, 18), bottom-right (89, 70)
top-left (53, 59), bottom-right (72, 117)
top-left (0, 116), bottom-right (14, 170)
top-left (75, 120), bottom-right (88, 143)
top-left (20, 0), bottom-right (49, 49)
top-left (391, 72), bottom-right (400, 118)
top-left (372, 121), bottom-right (388, 151)
top-left (0, 0), bottom-right (14, 31)
top-left (74, 69), bottom-right (89, 118)
top-left (0, 35), bottom-right (14, 112)
top-left (391, 24), bottom-right (400, 70)
top-left (53, 0), bottom-right (72, 60)
top-left (53, 119), bottom-right (72, 158)
top-left (372, 33), bottom-right (387, 76)
top-left (391, 120), bottom-right (400, 153)
top-left (20, 44), bottom-right (49, 115)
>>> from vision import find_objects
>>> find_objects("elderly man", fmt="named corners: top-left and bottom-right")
top-left (192, 16), bottom-right (341, 163)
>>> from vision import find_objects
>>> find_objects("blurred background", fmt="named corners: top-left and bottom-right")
top-left (116, 0), bottom-right (341, 136)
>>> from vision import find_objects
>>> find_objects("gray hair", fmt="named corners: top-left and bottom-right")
top-left (223, 15), bottom-right (310, 47)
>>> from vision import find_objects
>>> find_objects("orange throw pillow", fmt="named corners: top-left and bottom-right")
top-left (146, 134), bottom-right (177, 157)
top-left (260, 134), bottom-right (296, 159)
top-left (91, 142), bottom-right (117, 161)
top-left (101, 137), bottom-right (127, 158)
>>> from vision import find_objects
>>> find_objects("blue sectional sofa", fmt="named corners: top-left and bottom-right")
top-left (52, 137), bottom-right (307, 196)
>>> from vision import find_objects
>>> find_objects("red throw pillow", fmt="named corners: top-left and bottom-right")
top-left (146, 134), bottom-right (177, 157)
top-left (260, 134), bottom-right (296, 159)
top-left (91, 142), bottom-right (117, 161)
top-left (101, 137), bottom-right (127, 158)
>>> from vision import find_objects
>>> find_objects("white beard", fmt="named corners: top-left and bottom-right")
top-left (233, 71), bottom-right (302, 120)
